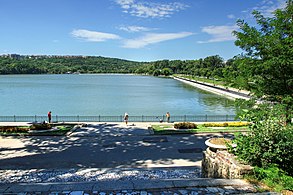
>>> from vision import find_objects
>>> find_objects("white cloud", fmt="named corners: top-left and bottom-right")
top-left (115, 0), bottom-right (188, 18)
top-left (119, 25), bottom-right (155, 32)
top-left (227, 14), bottom-right (235, 19)
top-left (71, 29), bottom-right (121, 42)
top-left (122, 32), bottom-right (194, 48)
top-left (248, 0), bottom-right (286, 17)
top-left (198, 25), bottom-right (238, 43)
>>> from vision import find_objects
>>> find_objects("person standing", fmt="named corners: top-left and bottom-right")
top-left (166, 112), bottom-right (170, 123)
top-left (124, 113), bottom-right (129, 125)
top-left (48, 111), bottom-right (52, 123)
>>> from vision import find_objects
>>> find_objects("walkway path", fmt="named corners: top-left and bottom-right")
top-left (174, 76), bottom-right (251, 100)
top-left (0, 122), bottom-right (222, 170)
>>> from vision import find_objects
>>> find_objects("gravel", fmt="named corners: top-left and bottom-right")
top-left (0, 168), bottom-right (201, 183)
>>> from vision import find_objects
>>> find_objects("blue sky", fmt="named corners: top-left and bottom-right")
top-left (0, 0), bottom-right (286, 61)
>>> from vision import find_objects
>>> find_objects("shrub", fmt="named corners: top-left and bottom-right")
top-left (231, 103), bottom-right (293, 176)
top-left (174, 122), bottom-right (197, 129)
top-left (30, 123), bottom-right (51, 130)
top-left (227, 122), bottom-right (250, 127)
top-left (0, 126), bottom-right (29, 133)
top-left (203, 122), bottom-right (249, 127)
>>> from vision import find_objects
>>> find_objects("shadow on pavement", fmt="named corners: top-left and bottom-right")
top-left (0, 123), bottom-right (233, 170)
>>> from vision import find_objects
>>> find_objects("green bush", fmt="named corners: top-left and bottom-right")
top-left (203, 122), bottom-right (249, 127)
top-left (30, 123), bottom-right (51, 130)
top-left (174, 122), bottom-right (197, 129)
top-left (0, 126), bottom-right (29, 133)
top-left (231, 103), bottom-right (293, 176)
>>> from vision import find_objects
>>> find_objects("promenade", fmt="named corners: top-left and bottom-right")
top-left (174, 76), bottom-right (251, 100)
top-left (0, 122), bottom-right (270, 194)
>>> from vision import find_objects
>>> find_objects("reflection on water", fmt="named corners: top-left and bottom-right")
top-left (0, 75), bottom-right (236, 116)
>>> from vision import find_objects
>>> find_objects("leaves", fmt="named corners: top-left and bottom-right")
top-left (233, 1), bottom-right (293, 99)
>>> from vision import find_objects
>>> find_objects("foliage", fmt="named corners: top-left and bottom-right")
top-left (231, 102), bottom-right (293, 175)
top-left (203, 122), bottom-right (249, 127)
top-left (30, 123), bottom-right (52, 130)
top-left (231, 3), bottom-right (293, 178)
top-left (233, 1), bottom-right (293, 100)
top-left (203, 122), bottom-right (228, 127)
top-left (174, 122), bottom-right (197, 129)
top-left (0, 126), bottom-right (30, 133)
top-left (0, 56), bottom-right (145, 74)
top-left (253, 165), bottom-right (293, 192)
top-left (226, 122), bottom-right (250, 127)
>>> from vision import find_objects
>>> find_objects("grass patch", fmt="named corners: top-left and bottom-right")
top-left (244, 166), bottom-right (293, 193)
top-left (152, 124), bottom-right (249, 135)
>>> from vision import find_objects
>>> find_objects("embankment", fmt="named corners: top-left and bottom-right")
top-left (174, 76), bottom-right (251, 100)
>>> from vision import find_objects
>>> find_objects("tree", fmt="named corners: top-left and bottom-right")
top-left (161, 68), bottom-right (173, 76)
top-left (233, 0), bottom-right (293, 100)
top-left (230, 1), bottom-right (293, 176)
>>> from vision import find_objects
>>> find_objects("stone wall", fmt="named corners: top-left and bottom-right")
top-left (202, 147), bottom-right (253, 179)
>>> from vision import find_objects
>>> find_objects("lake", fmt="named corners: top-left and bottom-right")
top-left (0, 74), bottom-right (236, 116)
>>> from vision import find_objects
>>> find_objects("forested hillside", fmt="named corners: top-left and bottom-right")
top-left (0, 56), bottom-right (145, 74)
top-left (0, 54), bottom-right (249, 90)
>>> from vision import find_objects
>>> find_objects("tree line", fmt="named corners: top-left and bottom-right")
top-left (0, 54), bottom-right (247, 88)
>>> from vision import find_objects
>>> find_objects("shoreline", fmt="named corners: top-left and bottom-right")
top-left (173, 76), bottom-right (251, 100)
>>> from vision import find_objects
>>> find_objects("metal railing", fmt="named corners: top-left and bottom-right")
top-left (0, 115), bottom-right (238, 123)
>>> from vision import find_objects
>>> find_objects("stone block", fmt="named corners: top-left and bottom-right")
top-left (5, 183), bottom-right (51, 193)
top-left (49, 182), bottom-right (94, 191)
top-left (93, 180), bottom-right (133, 191)
top-left (132, 180), bottom-right (174, 190)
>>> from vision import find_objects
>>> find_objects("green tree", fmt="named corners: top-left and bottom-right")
top-left (231, 1), bottom-right (293, 177)
top-left (233, 0), bottom-right (293, 100)
top-left (161, 68), bottom-right (173, 76)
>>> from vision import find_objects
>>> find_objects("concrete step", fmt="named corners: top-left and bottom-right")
top-left (0, 178), bottom-right (264, 194)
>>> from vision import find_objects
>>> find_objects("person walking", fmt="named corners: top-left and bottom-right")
top-left (166, 112), bottom-right (170, 123)
top-left (124, 113), bottom-right (129, 125)
top-left (48, 111), bottom-right (52, 123)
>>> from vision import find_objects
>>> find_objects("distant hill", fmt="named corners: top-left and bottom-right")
top-left (0, 55), bottom-right (148, 74)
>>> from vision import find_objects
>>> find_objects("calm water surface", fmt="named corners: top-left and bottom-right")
top-left (0, 74), bottom-right (236, 116)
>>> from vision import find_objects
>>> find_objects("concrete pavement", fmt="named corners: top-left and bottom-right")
top-left (0, 122), bottom-right (231, 169)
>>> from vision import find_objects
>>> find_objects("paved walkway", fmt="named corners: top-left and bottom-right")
top-left (0, 122), bottom-right (226, 169)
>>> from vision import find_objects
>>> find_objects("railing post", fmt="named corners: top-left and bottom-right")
top-left (142, 115), bottom-right (144, 122)
top-left (226, 114), bottom-right (228, 121)
top-left (99, 115), bottom-right (100, 122)
top-left (184, 115), bottom-right (186, 122)
top-left (14, 115), bottom-right (16, 122)
top-left (205, 114), bottom-right (208, 122)
top-left (77, 115), bottom-right (79, 122)
top-left (35, 115), bottom-right (37, 122)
